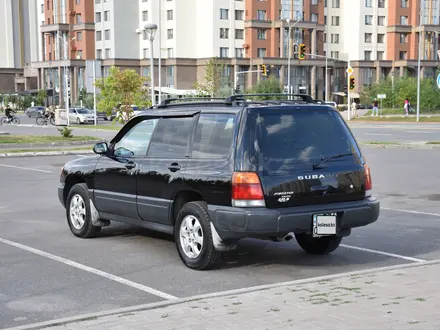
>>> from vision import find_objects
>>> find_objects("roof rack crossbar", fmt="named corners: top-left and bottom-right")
top-left (158, 97), bottom-right (226, 107)
top-left (225, 93), bottom-right (315, 105)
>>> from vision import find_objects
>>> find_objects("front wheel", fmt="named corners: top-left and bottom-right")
top-left (174, 201), bottom-right (221, 270)
top-left (49, 116), bottom-right (55, 125)
top-left (66, 183), bottom-right (101, 238)
top-left (36, 117), bottom-right (46, 126)
top-left (295, 234), bottom-right (342, 255)
top-left (76, 117), bottom-right (81, 125)
top-left (12, 117), bottom-right (20, 124)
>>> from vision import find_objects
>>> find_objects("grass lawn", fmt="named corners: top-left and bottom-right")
top-left (0, 147), bottom-right (91, 153)
top-left (71, 124), bottom-right (121, 131)
top-left (351, 116), bottom-right (440, 122)
top-left (0, 135), bottom-right (100, 144)
top-left (364, 108), bottom-right (440, 116)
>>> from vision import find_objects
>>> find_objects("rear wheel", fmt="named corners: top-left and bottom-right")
top-left (0, 117), bottom-right (7, 125)
top-left (295, 233), bottom-right (342, 255)
top-left (66, 183), bottom-right (101, 238)
top-left (174, 201), bottom-right (221, 270)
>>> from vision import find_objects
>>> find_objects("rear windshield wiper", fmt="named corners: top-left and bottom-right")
top-left (312, 153), bottom-right (353, 169)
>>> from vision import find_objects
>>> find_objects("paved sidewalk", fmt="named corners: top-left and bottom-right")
top-left (18, 261), bottom-right (440, 330)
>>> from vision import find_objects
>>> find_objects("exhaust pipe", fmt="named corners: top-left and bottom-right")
top-left (282, 232), bottom-right (295, 242)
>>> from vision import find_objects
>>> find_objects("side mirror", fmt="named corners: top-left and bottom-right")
top-left (93, 142), bottom-right (108, 155)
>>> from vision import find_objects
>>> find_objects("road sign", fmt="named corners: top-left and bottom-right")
top-left (346, 67), bottom-right (353, 76)
top-left (437, 74), bottom-right (440, 89)
top-left (377, 94), bottom-right (386, 99)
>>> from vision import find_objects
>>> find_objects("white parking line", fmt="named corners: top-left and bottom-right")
top-left (341, 244), bottom-right (426, 263)
top-left (0, 237), bottom-right (178, 301)
top-left (405, 130), bottom-right (435, 134)
top-left (0, 163), bottom-right (53, 173)
top-left (364, 133), bottom-right (392, 136)
top-left (382, 207), bottom-right (440, 218)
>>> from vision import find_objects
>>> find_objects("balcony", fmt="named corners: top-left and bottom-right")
top-left (413, 25), bottom-right (440, 33)
top-left (386, 25), bottom-right (412, 33)
top-left (244, 19), bottom-right (272, 29)
top-left (273, 20), bottom-right (325, 31)
top-left (41, 23), bottom-right (70, 33)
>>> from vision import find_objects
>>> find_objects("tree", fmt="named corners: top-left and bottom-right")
top-left (246, 76), bottom-right (284, 100)
top-left (193, 58), bottom-right (225, 97)
top-left (35, 89), bottom-right (47, 106)
top-left (94, 66), bottom-right (150, 123)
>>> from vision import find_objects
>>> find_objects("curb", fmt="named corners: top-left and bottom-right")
top-left (0, 140), bottom-right (99, 149)
top-left (7, 258), bottom-right (440, 330)
top-left (14, 124), bottom-right (120, 132)
top-left (0, 150), bottom-right (93, 157)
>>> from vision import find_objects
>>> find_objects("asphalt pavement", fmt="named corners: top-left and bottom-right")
top-left (1, 148), bottom-right (440, 328)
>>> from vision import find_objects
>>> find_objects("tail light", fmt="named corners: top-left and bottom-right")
top-left (232, 172), bottom-right (266, 207)
top-left (364, 164), bottom-right (372, 197)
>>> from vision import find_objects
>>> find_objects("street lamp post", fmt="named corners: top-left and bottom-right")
top-left (285, 19), bottom-right (300, 99)
top-left (59, 34), bottom-right (75, 126)
top-left (416, 0), bottom-right (425, 123)
top-left (138, 23), bottom-right (158, 106)
top-left (158, 0), bottom-right (162, 104)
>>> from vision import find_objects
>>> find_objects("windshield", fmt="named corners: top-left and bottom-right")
top-left (76, 108), bottom-right (91, 114)
top-left (244, 108), bottom-right (362, 173)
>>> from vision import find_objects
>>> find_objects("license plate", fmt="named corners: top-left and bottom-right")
top-left (313, 213), bottom-right (337, 237)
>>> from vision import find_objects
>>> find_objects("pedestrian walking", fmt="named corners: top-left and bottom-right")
top-left (404, 98), bottom-right (410, 116)
top-left (371, 99), bottom-right (379, 116)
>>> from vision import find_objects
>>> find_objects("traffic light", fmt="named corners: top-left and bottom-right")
top-left (349, 77), bottom-right (355, 91)
top-left (293, 43), bottom-right (298, 59)
top-left (261, 64), bottom-right (267, 76)
top-left (298, 44), bottom-right (306, 60)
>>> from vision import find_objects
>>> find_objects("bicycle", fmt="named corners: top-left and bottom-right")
top-left (36, 113), bottom-right (55, 126)
top-left (0, 115), bottom-right (20, 125)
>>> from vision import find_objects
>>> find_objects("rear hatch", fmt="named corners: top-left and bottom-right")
top-left (240, 106), bottom-right (367, 208)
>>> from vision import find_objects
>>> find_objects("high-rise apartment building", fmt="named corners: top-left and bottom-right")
top-left (0, 0), bottom-right (43, 91)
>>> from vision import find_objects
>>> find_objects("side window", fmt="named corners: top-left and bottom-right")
top-left (113, 119), bottom-right (159, 158)
top-left (147, 117), bottom-right (193, 158)
top-left (192, 113), bottom-right (235, 159)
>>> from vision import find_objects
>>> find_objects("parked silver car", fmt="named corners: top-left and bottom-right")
top-left (69, 108), bottom-right (95, 124)
top-left (25, 106), bottom-right (45, 118)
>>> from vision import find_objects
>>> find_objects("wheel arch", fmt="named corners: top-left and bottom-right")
top-left (170, 190), bottom-right (205, 226)
top-left (63, 174), bottom-right (88, 205)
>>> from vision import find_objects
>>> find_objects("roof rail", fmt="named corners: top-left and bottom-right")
top-left (157, 97), bottom-right (227, 107)
top-left (225, 93), bottom-right (316, 105)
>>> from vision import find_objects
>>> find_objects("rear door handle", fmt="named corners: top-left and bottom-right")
top-left (125, 161), bottom-right (137, 170)
top-left (168, 163), bottom-right (181, 172)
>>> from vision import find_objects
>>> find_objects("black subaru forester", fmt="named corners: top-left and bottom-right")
top-left (58, 94), bottom-right (380, 270)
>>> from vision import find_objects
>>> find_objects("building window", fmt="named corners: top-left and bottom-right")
top-left (311, 14), bottom-right (318, 22)
top-left (257, 48), bottom-right (266, 57)
top-left (76, 14), bottom-right (82, 23)
top-left (331, 51), bottom-right (339, 59)
top-left (96, 49), bottom-right (102, 59)
top-left (377, 34), bottom-right (385, 43)
top-left (96, 31), bottom-right (102, 41)
top-left (95, 12), bottom-right (101, 22)
top-left (167, 48), bottom-right (174, 58)
top-left (257, 29), bottom-right (266, 39)
top-left (77, 31), bottom-right (82, 41)
top-left (311, 0), bottom-right (318, 4)
top-left (257, 10), bottom-right (266, 20)
top-left (365, 15), bottom-right (373, 25)
top-left (365, 0), bottom-right (372, 7)
top-left (235, 48), bottom-right (244, 58)
top-left (95, 0), bottom-right (100, 3)
top-left (399, 51), bottom-right (407, 59)
top-left (331, 34), bottom-right (339, 43)
top-left (332, 0), bottom-right (340, 8)
top-left (220, 8), bottom-right (229, 19)
top-left (41, 4), bottom-right (44, 13)
top-left (401, 0), bottom-right (408, 8)
top-left (363, 68), bottom-right (373, 85)
top-left (167, 10), bottom-right (173, 20)
top-left (76, 0), bottom-right (80, 4)
top-left (400, 33), bottom-right (407, 43)
top-left (220, 28), bottom-right (229, 39)
top-left (378, 16), bottom-right (385, 25)
top-left (400, 16), bottom-right (408, 25)
top-left (76, 50), bottom-right (83, 59)
top-left (378, 0), bottom-right (385, 8)
top-left (331, 16), bottom-right (339, 26)
top-left (105, 29), bottom-right (110, 40)
top-left (104, 10), bottom-right (110, 21)
top-left (235, 10), bottom-right (244, 20)
top-left (105, 48), bottom-right (111, 58)
top-left (377, 51), bottom-right (384, 60)
top-left (364, 51), bottom-right (372, 60)
top-left (143, 48), bottom-right (148, 58)
top-left (235, 29), bottom-right (244, 39)
top-left (167, 29), bottom-right (173, 39)
top-left (142, 11), bottom-right (148, 21)
top-left (364, 33), bottom-right (372, 43)
top-left (220, 47), bottom-right (229, 58)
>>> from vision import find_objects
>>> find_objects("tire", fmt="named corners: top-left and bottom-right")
top-left (12, 117), bottom-right (20, 124)
top-left (66, 183), bottom-right (101, 238)
top-left (49, 117), bottom-right (55, 125)
top-left (295, 233), bottom-right (342, 255)
top-left (76, 117), bottom-right (81, 125)
top-left (36, 117), bottom-right (46, 126)
top-left (174, 201), bottom-right (221, 270)
top-left (0, 117), bottom-right (7, 125)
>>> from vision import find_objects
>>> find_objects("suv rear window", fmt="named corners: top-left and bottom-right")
top-left (245, 107), bottom-right (362, 173)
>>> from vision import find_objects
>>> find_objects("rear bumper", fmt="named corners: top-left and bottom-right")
top-left (208, 197), bottom-right (380, 241)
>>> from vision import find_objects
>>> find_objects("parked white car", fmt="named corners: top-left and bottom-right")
top-left (69, 108), bottom-right (95, 124)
